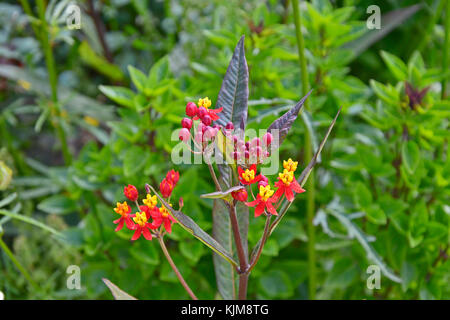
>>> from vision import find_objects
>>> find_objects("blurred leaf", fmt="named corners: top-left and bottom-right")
top-left (37, 195), bottom-right (77, 215)
top-left (0, 209), bottom-right (62, 237)
top-left (380, 51), bottom-right (408, 81)
top-left (99, 85), bottom-right (135, 109)
top-left (128, 65), bottom-right (147, 92)
top-left (79, 41), bottom-right (124, 81)
top-left (402, 140), bottom-right (420, 174)
top-left (102, 278), bottom-right (137, 300)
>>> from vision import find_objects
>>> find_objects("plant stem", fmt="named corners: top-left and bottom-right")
top-left (228, 203), bottom-right (248, 300)
top-left (157, 236), bottom-right (198, 300)
top-left (207, 163), bottom-right (222, 191)
top-left (442, 0), bottom-right (450, 99)
top-left (0, 236), bottom-right (39, 291)
top-left (292, 0), bottom-right (316, 300)
top-left (86, 0), bottom-right (114, 63)
top-left (247, 214), bottom-right (271, 273)
top-left (35, 0), bottom-right (72, 164)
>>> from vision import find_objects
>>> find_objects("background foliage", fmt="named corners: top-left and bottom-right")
top-left (0, 0), bottom-right (449, 299)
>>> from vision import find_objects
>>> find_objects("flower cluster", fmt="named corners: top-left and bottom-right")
top-left (179, 97), bottom-right (225, 147)
top-left (233, 158), bottom-right (306, 217)
top-left (225, 131), bottom-right (273, 165)
top-left (112, 170), bottom-right (180, 241)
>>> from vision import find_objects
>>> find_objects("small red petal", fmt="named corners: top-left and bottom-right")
top-left (163, 219), bottom-right (172, 233)
top-left (142, 227), bottom-right (153, 240)
top-left (131, 228), bottom-right (141, 241)
top-left (285, 187), bottom-right (294, 202)
top-left (114, 218), bottom-right (124, 232)
top-left (266, 202), bottom-right (278, 216)
top-left (291, 180), bottom-right (306, 194)
top-left (255, 202), bottom-right (265, 217)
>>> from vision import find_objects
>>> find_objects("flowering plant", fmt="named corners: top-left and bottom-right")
top-left (105, 36), bottom-right (340, 300)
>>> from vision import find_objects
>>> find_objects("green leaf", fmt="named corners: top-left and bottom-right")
top-left (366, 204), bottom-right (387, 225)
top-left (128, 65), bottom-right (148, 92)
top-left (37, 195), bottom-right (77, 215)
top-left (353, 181), bottom-right (373, 208)
top-left (102, 278), bottom-right (137, 300)
top-left (0, 209), bottom-right (62, 237)
top-left (259, 270), bottom-right (293, 299)
top-left (380, 51), bottom-right (408, 81)
top-left (401, 140), bottom-right (420, 174)
top-left (147, 56), bottom-right (170, 88)
top-left (0, 193), bottom-right (17, 208)
top-left (99, 85), bottom-right (135, 109)
top-left (180, 240), bottom-right (205, 264)
top-left (327, 205), bottom-right (401, 283)
top-left (200, 185), bottom-right (244, 201)
top-left (147, 185), bottom-right (238, 267)
top-left (79, 41), bottom-right (124, 81)
top-left (216, 35), bottom-right (249, 129)
top-left (123, 146), bottom-right (150, 177)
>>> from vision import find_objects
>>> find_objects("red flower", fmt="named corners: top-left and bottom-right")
top-left (131, 211), bottom-right (154, 241)
top-left (113, 201), bottom-right (135, 231)
top-left (192, 97), bottom-right (222, 121)
top-left (245, 185), bottom-right (278, 217)
top-left (124, 184), bottom-right (138, 202)
top-left (232, 188), bottom-right (248, 202)
top-left (273, 169), bottom-right (305, 202)
top-left (166, 169), bottom-right (180, 186)
top-left (160, 178), bottom-right (174, 198)
top-left (238, 164), bottom-right (261, 185)
top-left (152, 205), bottom-right (177, 233)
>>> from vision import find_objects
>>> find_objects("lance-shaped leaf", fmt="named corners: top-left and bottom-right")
top-left (215, 35), bottom-right (249, 129)
top-left (201, 185), bottom-right (244, 201)
top-left (267, 90), bottom-right (312, 150)
top-left (147, 185), bottom-right (238, 267)
top-left (326, 201), bottom-right (401, 283)
top-left (102, 278), bottom-right (137, 300)
top-left (250, 108), bottom-right (340, 260)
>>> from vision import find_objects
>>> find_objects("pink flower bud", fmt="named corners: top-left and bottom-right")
top-left (202, 114), bottom-right (212, 126)
top-left (251, 137), bottom-right (261, 148)
top-left (186, 102), bottom-right (198, 117)
top-left (225, 122), bottom-right (234, 130)
top-left (263, 132), bottom-right (273, 146)
top-left (198, 107), bottom-right (208, 119)
top-left (194, 131), bottom-right (203, 143)
top-left (179, 128), bottom-right (190, 141)
top-left (181, 117), bottom-right (193, 130)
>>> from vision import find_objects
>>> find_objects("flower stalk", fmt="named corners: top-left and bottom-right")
top-left (292, 0), bottom-right (316, 299)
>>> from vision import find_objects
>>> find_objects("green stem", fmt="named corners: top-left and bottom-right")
top-left (292, 0), bottom-right (316, 300)
top-left (157, 236), bottom-right (198, 300)
top-left (442, 0), bottom-right (450, 99)
top-left (34, 0), bottom-right (72, 164)
top-left (0, 236), bottom-right (39, 291)
top-left (417, 0), bottom-right (446, 53)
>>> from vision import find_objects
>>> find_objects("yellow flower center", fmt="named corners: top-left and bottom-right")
top-left (133, 211), bottom-right (148, 227)
top-left (259, 185), bottom-right (274, 202)
top-left (114, 201), bottom-right (130, 217)
top-left (198, 97), bottom-right (212, 109)
top-left (160, 204), bottom-right (172, 218)
top-left (242, 169), bottom-right (255, 182)
top-left (143, 194), bottom-right (157, 209)
top-left (283, 158), bottom-right (298, 172)
top-left (279, 169), bottom-right (294, 185)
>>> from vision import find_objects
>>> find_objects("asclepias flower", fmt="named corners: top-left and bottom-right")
top-left (124, 184), bottom-right (138, 202)
top-left (143, 193), bottom-right (157, 209)
top-left (245, 185), bottom-right (278, 217)
top-left (238, 164), bottom-right (261, 185)
top-left (131, 211), bottom-right (155, 241)
top-left (160, 178), bottom-right (174, 198)
top-left (152, 204), bottom-right (177, 233)
top-left (166, 169), bottom-right (180, 185)
top-left (113, 201), bottom-right (135, 231)
top-left (193, 97), bottom-right (222, 121)
top-left (273, 169), bottom-right (305, 202)
top-left (283, 158), bottom-right (298, 172)
top-left (232, 188), bottom-right (248, 202)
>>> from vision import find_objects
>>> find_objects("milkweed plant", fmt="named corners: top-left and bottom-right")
top-left (105, 36), bottom-right (340, 300)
